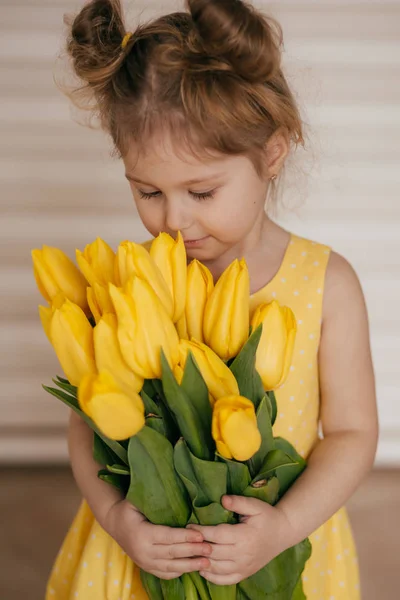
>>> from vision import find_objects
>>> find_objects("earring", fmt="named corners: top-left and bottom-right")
top-left (270, 174), bottom-right (277, 182)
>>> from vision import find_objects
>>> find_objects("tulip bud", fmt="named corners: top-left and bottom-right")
top-left (109, 277), bottom-right (179, 380)
top-left (78, 371), bottom-right (145, 441)
top-left (87, 282), bottom-right (115, 324)
top-left (150, 232), bottom-right (187, 323)
top-left (179, 339), bottom-right (239, 400)
top-left (175, 313), bottom-right (189, 340)
top-left (251, 300), bottom-right (297, 390)
top-left (185, 260), bottom-right (214, 342)
top-left (94, 314), bottom-right (144, 396)
top-left (204, 259), bottom-right (249, 360)
top-left (115, 241), bottom-right (173, 318)
top-left (49, 299), bottom-right (97, 386)
top-left (212, 395), bottom-right (262, 461)
top-left (76, 238), bottom-right (116, 287)
top-left (31, 246), bottom-right (89, 313)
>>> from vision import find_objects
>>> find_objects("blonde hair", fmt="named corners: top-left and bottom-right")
top-left (60, 0), bottom-right (303, 179)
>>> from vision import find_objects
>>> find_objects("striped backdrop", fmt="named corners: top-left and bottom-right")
top-left (0, 0), bottom-right (399, 463)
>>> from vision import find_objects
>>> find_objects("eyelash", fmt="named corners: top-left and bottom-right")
top-left (138, 190), bottom-right (215, 201)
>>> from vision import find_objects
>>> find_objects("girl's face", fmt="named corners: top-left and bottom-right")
top-left (123, 131), bottom-right (270, 263)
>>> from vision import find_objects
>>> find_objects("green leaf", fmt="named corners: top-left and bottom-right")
top-left (160, 578), bottom-right (185, 600)
top-left (291, 576), bottom-right (306, 600)
top-left (106, 463), bottom-right (130, 475)
top-left (42, 384), bottom-right (129, 465)
top-left (97, 469), bottom-right (129, 493)
top-left (238, 538), bottom-right (312, 599)
top-left (93, 432), bottom-right (122, 467)
top-left (51, 377), bottom-right (78, 398)
top-left (174, 439), bottom-right (235, 525)
top-left (160, 350), bottom-right (214, 460)
top-left (246, 396), bottom-right (274, 478)
top-left (142, 379), bottom-right (158, 400)
top-left (55, 375), bottom-right (71, 385)
top-left (181, 351), bottom-right (212, 434)
top-left (140, 571), bottom-right (164, 600)
top-left (252, 449), bottom-right (299, 485)
top-left (267, 390), bottom-right (278, 426)
top-left (182, 574), bottom-right (200, 600)
top-left (145, 415), bottom-right (166, 436)
top-left (216, 454), bottom-right (251, 496)
top-left (243, 476), bottom-right (280, 505)
top-left (274, 437), bottom-right (307, 498)
top-left (229, 324), bottom-right (265, 409)
top-left (206, 581), bottom-right (237, 600)
top-left (126, 426), bottom-right (190, 527)
top-left (188, 572), bottom-right (212, 600)
top-left (140, 388), bottom-right (161, 416)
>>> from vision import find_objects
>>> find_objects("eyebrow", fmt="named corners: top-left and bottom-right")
top-left (125, 173), bottom-right (226, 186)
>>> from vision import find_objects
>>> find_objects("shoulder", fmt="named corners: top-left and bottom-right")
top-left (323, 250), bottom-right (368, 326)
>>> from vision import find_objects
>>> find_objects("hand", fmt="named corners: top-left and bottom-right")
top-left (105, 499), bottom-right (213, 580)
top-left (186, 495), bottom-right (296, 585)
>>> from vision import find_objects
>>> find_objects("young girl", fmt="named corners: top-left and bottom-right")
top-left (46, 0), bottom-right (378, 598)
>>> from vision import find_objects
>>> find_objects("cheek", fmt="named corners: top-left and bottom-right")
top-left (134, 200), bottom-right (163, 236)
top-left (207, 198), bottom-right (263, 241)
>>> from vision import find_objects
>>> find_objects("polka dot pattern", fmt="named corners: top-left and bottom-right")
top-left (45, 233), bottom-right (360, 599)
top-left (249, 233), bottom-right (361, 598)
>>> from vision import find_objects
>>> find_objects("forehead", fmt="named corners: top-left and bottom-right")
top-left (123, 130), bottom-right (249, 184)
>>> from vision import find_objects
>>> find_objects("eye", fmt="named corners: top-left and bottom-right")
top-left (138, 190), bottom-right (216, 201)
top-left (191, 190), bottom-right (215, 201)
top-left (138, 190), bottom-right (161, 200)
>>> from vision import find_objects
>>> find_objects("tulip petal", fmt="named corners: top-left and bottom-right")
top-left (220, 411), bottom-right (261, 462)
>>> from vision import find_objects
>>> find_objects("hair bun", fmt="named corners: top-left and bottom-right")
top-left (186, 0), bottom-right (282, 83)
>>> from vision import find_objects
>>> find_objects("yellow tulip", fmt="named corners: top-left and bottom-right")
top-left (251, 300), bottom-right (297, 390)
top-left (175, 313), bottom-right (189, 340)
top-left (76, 238), bottom-right (116, 287)
top-left (49, 299), bottom-right (97, 386)
top-left (94, 313), bottom-right (144, 396)
top-left (212, 395), bottom-right (261, 461)
top-left (115, 241), bottom-right (173, 318)
top-left (150, 232), bottom-right (187, 323)
top-left (39, 305), bottom-right (54, 342)
top-left (79, 371), bottom-right (145, 441)
top-left (173, 355), bottom-right (215, 406)
top-left (186, 260), bottom-right (214, 342)
top-left (31, 246), bottom-right (89, 313)
top-left (173, 363), bottom-right (184, 384)
top-left (203, 259), bottom-right (249, 360)
top-left (179, 339), bottom-right (239, 400)
top-left (109, 277), bottom-right (179, 379)
top-left (87, 282), bottom-right (115, 324)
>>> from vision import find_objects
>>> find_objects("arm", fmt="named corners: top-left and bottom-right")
top-left (276, 251), bottom-right (379, 548)
top-left (68, 410), bottom-right (128, 531)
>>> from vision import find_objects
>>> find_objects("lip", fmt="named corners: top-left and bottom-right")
top-left (183, 236), bottom-right (210, 246)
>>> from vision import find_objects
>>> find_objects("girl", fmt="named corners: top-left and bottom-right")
top-left (46, 0), bottom-right (378, 598)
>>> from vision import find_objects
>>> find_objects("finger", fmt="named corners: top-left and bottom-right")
top-left (157, 557), bottom-right (211, 574)
top-left (204, 559), bottom-right (236, 575)
top-left (199, 570), bottom-right (241, 585)
top-left (222, 494), bottom-right (264, 517)
top-left (187, 523), bottom-right (236, 544)
top-left (151, 570), bottom-right (182, 580)
top-left (153, 525), bottom-right (203, 545)
top-left (203, 543), bottom-right (236, 561)
top-left (152, 542), bottom-right (213, 560)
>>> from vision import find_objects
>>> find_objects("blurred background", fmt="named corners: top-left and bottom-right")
top-left (0, 0), bottom-right (399, 598)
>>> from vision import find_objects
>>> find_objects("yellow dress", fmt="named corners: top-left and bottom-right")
top-left (46, 233), bottom-right (361, 600)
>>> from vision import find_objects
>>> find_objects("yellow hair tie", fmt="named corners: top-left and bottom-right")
top-left (121, 32), bottom-right (133, 50)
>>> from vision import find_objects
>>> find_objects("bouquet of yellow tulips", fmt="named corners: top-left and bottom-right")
top-left (32, 233), bottom-right (311, 600)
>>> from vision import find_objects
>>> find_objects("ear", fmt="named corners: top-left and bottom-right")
top-left (264, 128), bottom-right (290, 179)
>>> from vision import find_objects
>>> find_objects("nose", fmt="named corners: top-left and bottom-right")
top-left (164, 197), bottom-right (192, 234)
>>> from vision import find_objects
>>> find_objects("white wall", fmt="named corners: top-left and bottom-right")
top-left (1, 0), bottom-right (399, 464)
